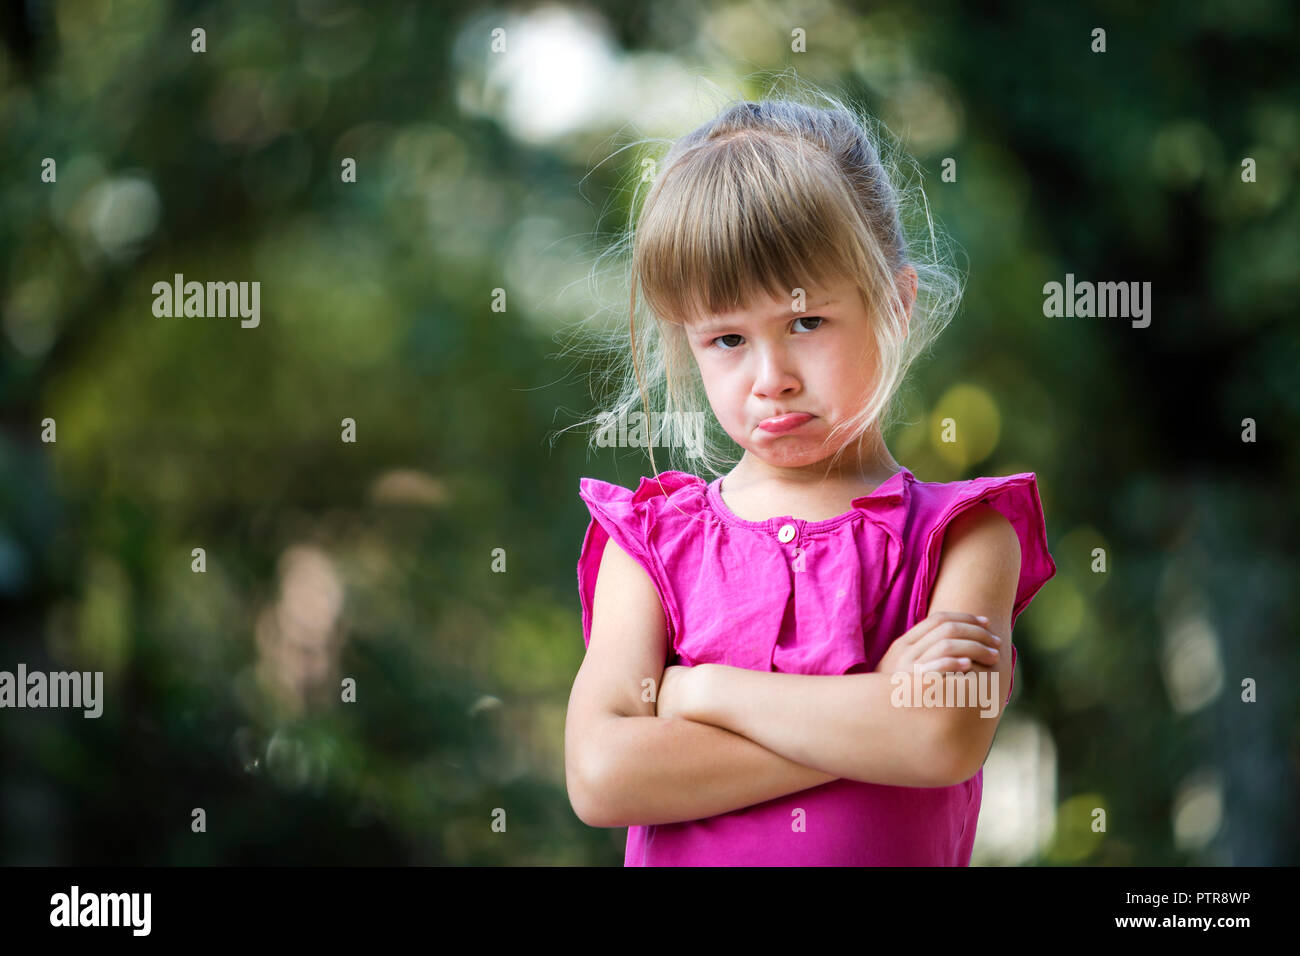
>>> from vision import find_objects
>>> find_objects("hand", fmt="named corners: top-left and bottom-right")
top-left (654, 664), bottom-right (702, 720)
top-left (874, 611), bottom-right (1003, 678)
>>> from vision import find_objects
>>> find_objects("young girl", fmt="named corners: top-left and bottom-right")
top-left (565, 93), bottom-right (1057, 866)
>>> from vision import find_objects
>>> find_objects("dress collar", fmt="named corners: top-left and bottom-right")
top-left (699, 467), bottom-right (914, 534)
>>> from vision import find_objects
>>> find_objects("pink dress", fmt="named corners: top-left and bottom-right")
top-left (576, 467), bottom-right (1057, 865)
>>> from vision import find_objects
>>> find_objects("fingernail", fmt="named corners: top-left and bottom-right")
top-left (976, 615), bottom-right (989, 624)
top-left (991, 634), bottom-right (1002, 644)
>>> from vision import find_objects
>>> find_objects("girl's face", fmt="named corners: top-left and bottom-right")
top-left (683, 274), bottom-right (905, 470)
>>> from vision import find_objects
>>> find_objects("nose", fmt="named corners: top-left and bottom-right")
top-left (751, 346), bottom-right (801, 399)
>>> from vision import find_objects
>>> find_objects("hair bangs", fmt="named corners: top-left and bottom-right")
top-left (635, 132), bottom-right (867, 328)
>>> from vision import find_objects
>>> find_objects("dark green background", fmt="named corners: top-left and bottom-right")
top-left (1, 0), bottom-right (1296, 864)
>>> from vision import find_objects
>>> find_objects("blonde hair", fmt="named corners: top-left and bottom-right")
top-left (561, 80), bottom-right (965, 486)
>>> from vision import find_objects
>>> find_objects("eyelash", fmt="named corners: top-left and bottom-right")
top-left (709, 316), bottom-right (825, 351)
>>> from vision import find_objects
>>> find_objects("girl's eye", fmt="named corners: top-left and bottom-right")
top-left (710, 317), bottom-right (823, 351)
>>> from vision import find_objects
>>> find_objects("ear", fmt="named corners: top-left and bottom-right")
top-left (896, 266), bottom-right (918, 323)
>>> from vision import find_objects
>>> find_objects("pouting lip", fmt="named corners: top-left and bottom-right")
top-left (757, 412), bottom-right (814, 432)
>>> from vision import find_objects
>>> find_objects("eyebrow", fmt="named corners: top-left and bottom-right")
top-left (688, 298), bottom-right (839, 332)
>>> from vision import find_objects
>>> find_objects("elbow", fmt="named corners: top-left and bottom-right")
top-left (567, 707), bottom-right (641, 827)
top-left (926, 724), bottom-right (981, 789)
top-left (568, 749), bottom-right (619, 828)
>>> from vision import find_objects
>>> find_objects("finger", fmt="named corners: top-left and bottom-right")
top-left (912, 622), bottom-right (1003, 657)
top-left (915, 638), bottom-right (1000, 667)
top-left (905, 611), bottom-right (991, 644)
top-left (917, 657), bottom-right (1000, 676)
top-left (917, 657), bottom-right (971, 673)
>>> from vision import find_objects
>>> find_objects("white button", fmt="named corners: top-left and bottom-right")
top-left (777, 523), bottom-right (797, 543)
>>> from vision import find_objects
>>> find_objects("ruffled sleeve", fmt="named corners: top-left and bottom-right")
top-left (576, 471), bottom-right (700, 651)
top-left (911, 472), bottom-right (1057, 702)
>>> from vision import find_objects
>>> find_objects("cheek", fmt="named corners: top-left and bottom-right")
top-left (696, 361), bottom-right (733, 399)
top-left (695, 368), bottom-right (748, 432)
top-left (822, 342), bottom-right (877, 402)
top-left (702, 378), bottom-right (740, 424)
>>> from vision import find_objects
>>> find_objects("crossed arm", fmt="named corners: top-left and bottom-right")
top-left (565, 503), bottom-right (1021, 829)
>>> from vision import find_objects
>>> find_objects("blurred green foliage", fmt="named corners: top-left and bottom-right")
top-left (0, 0), bottom-right (1296, 864)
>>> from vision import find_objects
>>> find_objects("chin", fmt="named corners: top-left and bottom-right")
top-left (747, 444), bottom-right (831, 468)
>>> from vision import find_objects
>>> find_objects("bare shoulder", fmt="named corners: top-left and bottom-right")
top-left (571, 535), bottom-right (669, 717)
top-left (566, 534), bottom-right (671, 823)
top-left (940, 502), bottom-right (1020, 565)
top-left (928, 501), bottom-right (1022, 621)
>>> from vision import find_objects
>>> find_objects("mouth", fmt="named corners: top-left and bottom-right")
top-left (757, 412), bottom-right (814, 434)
